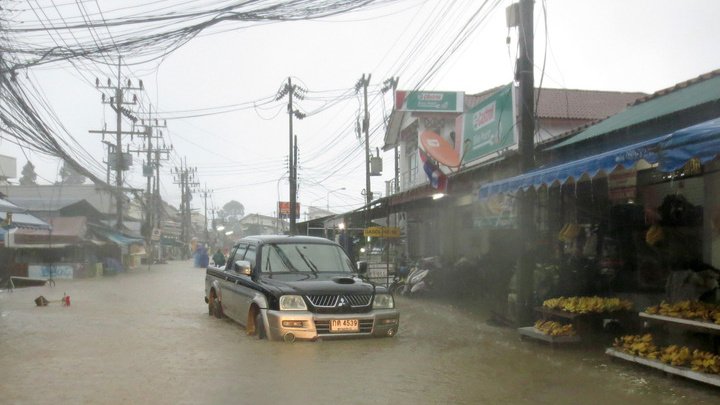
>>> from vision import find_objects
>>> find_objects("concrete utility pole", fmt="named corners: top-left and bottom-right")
top-left (200, 185), bottom-right (212, 242)
top-left (356, 74), bottom-right (372, 208)
top-left (128, 106), bottom-right (170, 262)
top-left (174, 158), bottom-right (198, 249)
top-left (382, 76), bottom-right (400, 194)
top-left (91, 57), bottom-right (143, 230)
top-left (276, 78), bottom-right (306, 235)
top-left (515, 0), bottom-right (536, 325)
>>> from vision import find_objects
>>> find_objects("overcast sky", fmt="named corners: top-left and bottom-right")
top-left (2, 0), bottom-right (720, 221)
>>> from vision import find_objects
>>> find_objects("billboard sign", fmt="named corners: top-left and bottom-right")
top-left (396, 91), bottom-right (464, 113)
top-left (278, 201), bottom-right (301, 219)
top-left (461, 84), bottom-right (516, 163)
top-left (0, 154), bottom-right (17, 179)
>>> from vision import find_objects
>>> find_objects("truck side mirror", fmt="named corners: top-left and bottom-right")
top-left (356, 261), bottom-right (368, 275)
top-left (234, 260), bottom-right (252, 276)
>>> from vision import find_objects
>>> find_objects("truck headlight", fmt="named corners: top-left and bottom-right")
top-left (373, 293), bottom-right (394, 309)
top-left (279, 295), bottom-right (307, 311)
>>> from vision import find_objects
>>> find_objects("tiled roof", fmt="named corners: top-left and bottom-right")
top-left (465, 87), bottom-right (646, 120)
top-left (553, 69), bottom-right (720, 148)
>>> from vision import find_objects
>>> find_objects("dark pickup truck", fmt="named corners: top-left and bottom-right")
top-left (204, 235), bottom-right (400, 342)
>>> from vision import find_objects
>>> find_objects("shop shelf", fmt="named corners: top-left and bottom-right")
top-left (518, 326), bottom-right (581, 344)
top-left (639, 312), bottom-right (720, 335)
top-left (605, 348), bottom-right (720, 388)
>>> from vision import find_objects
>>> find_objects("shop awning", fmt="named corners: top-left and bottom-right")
top-left (658, 117), bottom-right (720, 171)
top-left (479, 118), bottom-right (720, 198)
top-left (92, 226), bottom-right (145, 247)
top-left (479, 136), bottom-right (666, 198)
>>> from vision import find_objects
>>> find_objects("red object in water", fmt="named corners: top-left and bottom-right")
top-left (64, 295), bottom-right (71, 306)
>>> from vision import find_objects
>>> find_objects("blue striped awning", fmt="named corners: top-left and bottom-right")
top-left (479, 117), bottom-right (720, 198)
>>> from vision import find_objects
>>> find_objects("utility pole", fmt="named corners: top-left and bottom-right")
top-left (514, 0), bottom-right (535, 325)
top-left (128, 106), bottom-right (170, 263)
top-left (276, 78), bottom-right (306, 235)
top-left (91, 58), bottom-right (143, 230)
top-left (199, 185), bottom-right (212, 242)
top-left (382, 76), bottom-right (400, 194)
top-left (356, 74), bottom-right (372, 208)
top-left (173, 158), bottom-right (198, 250)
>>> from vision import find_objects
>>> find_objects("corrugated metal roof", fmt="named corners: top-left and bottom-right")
top-left (0, 197), bottom-right (26, 213)
top-left (553, 70), bottom-right (720, 148)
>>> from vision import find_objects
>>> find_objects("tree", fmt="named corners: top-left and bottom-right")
top-left (222, 200), bottom-right (245, 221)
top-left (58, 161), bottom-right (86, 185)
top-left (19, 161), bottom-right (37, 185)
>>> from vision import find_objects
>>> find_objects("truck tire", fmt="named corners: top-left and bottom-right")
top-left (213, 295), bottom-right (224, 319)
top-left (255, 313), bottom-right (266, 340)
top-left (209, 290), bottom-right (223, 319)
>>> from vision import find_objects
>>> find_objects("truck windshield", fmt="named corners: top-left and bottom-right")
top-left (260, 243), bottom-right (354, 274)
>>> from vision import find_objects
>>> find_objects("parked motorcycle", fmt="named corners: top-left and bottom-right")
top-left (389, 257), bottom-right (440, 297)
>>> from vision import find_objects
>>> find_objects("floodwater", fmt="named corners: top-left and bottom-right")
top-left (0, 262), bottom-right (717, 405)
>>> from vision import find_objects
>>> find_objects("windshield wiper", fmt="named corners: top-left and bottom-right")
top-left (271, 244), bottom-right (299, 272)
top-left (295, 246), bottom-right (318, 274)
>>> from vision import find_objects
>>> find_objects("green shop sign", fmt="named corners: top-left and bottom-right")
top-left (397, 90), bottom-right (464, 113)
top-left (462, 84), bottom-right (516, 163)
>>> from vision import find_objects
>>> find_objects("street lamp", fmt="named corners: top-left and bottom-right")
top-left (327, 187), bottom-right (346, 212)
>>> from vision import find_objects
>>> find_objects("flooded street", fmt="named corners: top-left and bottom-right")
top-left (0, 261), bottom-right (717, 405)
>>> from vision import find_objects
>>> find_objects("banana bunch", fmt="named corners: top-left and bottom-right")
top-left (660, 345), bottom-right (691, 366)
top-left (614, 335), bottom-right (720, 375)
top-left (534, 320), bottom-right (576, 337)
top-left (645, 225), bottom-right (665, 246)
top-left (684, 158), bottom-right (702, 176)
top-left (691, 349), bottom-right (720, 374)
top-left (543, 296), bottom-right (633, 314)
top-left (558, 223), bottom-right (581, 242)
top-left (613, 334), bottom-right (659, 359)
top-left (645, 300), bottom-right (720, 324)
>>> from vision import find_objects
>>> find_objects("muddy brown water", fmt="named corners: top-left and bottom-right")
top-left (0, 261), bottom-right (717, 404)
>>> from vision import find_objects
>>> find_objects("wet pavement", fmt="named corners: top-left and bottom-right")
top-left (0, 261), bottom-right (718, 404)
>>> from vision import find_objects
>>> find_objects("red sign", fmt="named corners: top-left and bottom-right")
top-left (278, 201), bottom-right (301, 219)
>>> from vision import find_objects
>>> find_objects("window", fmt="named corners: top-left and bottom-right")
top-left (260, 243), bottom-right (353, 274)
top-left (244, 245), bottom-right (257, 268)
top-left (228, 243), bottom-right (247, 268)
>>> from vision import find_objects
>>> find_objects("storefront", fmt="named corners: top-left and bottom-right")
top-left (476, 118), bottom-right (720, 321)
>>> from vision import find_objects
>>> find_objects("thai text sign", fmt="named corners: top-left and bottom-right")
top-left (462, 84), bottom-right (516, 163)
top-left (363, 226), bottom-right (401, 238)
top-left (396, 91), bottom-right (464, 113)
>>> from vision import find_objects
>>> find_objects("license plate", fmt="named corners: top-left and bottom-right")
top-left (330, 319), bottom-right (359, 332)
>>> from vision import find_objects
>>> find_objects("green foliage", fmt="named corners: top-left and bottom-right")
top-left (19, 161), bottom-right (37, 185)
top-left (58, 161), bottom-right (86, 185)
top-left (222, 200), bottom-right (244, 220)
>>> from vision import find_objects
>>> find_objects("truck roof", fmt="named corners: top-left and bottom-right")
top-left (234, 234), bottom-right (337, 246)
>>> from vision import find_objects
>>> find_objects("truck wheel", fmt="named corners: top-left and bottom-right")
top-left (255, 313), bottom-right (266, 339)
top-left (208, 291), bottom-right (215, 316)
top-left (209, 290), bottom-right (223, 319)
top-left (213, 295), bottom-right (224, 319)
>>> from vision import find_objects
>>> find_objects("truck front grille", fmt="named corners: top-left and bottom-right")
top-left (306, 294), bottom-right (372, 308)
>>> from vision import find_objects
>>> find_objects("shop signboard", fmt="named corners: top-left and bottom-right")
top-left (363, 226), bottom-right (401, 238)
top-left (396, 91), bottom-right (464, 113)
top-left (28, 264), bottom-right (74, 280)
top-left (277, 201), bottom-right (301, 219)
top-left (608, 167), bottom-right (637, 202)
top-left (461, 84), bottom-right (516, 164)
